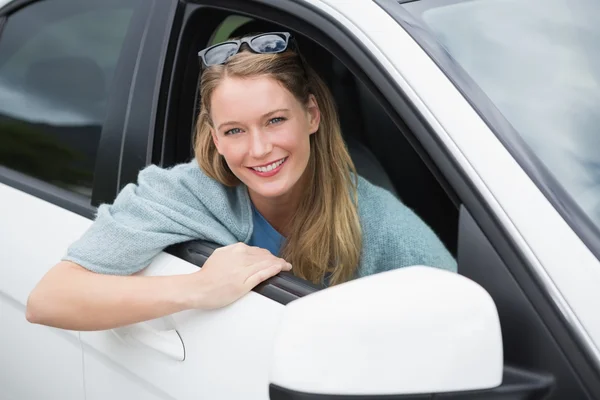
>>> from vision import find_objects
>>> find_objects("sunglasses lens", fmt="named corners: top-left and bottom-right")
top-left (204, 42), bottom-right (239, 65)
top-left (250, 34), bottom-right (287, 53)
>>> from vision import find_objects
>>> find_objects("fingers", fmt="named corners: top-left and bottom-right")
top-left (244, 263), bottom-right (285, 289)
top-left (213, 243), bottom-right (293, 289)
top-left (246, 257), bottom-right (291, 277)
top-left (244, 259), bottom-right (292, 288)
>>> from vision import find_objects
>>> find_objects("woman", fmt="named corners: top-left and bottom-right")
top-left (26, 32), bottom-right (455, 331)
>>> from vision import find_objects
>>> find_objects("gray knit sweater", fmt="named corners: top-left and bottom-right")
top-left (64, 161), bottom-right (456, 278)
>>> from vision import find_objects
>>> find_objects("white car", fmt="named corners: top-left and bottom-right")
top-left (1, 0), bottom-right (599, 398)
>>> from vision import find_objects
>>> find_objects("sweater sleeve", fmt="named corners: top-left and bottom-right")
top-left (63, 162), bottom-right (241, 275)
top-left (357, 179), bottom-right (457, 278)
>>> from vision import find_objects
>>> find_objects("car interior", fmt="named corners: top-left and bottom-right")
top-left (168, 13), bottom-right (459, 260)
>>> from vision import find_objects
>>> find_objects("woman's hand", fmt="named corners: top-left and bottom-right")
top-left (185, 243), bottom-right (292, 310)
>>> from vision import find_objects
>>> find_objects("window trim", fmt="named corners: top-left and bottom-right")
top-left (113, 0), bottom-right (180, 196)
top-left (0, 166), bottom-right (95, 218)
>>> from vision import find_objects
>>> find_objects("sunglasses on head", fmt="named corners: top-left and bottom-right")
top-left (198, 32), bottom-right (294, 67)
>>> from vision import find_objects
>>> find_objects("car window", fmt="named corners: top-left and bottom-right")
top-left (0, 0), bottom-right (139, 198)
top-left (403, 0), bottom-right (600, 246)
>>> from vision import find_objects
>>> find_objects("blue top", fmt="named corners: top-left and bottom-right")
top-left (248, 205), bottom-right (284, 256)
top-left (64, 160), bottom-right (457, 278)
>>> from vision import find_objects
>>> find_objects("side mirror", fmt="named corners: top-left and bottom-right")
top-left (269, 266), bottom-right (503, 398)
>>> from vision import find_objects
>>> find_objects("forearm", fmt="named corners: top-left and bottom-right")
top-left (26, 261), bottom-right (193, 331)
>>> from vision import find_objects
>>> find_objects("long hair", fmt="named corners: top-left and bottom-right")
top-left (194, 47), bottom-right (361, 285)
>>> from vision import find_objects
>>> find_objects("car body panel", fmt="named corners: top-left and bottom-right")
top-left (0, 181), bottom-right (86, 399)
top-left (80, 254), bottom-right (285, 400)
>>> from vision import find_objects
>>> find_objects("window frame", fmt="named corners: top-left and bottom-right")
top-left (0, 0), bottom-right (156, 218)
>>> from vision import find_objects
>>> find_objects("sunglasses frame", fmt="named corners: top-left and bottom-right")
top-left (198, 32), bottom-right (293, 67)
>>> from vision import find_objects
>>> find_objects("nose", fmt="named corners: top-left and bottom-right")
top-left (249, 129), bottom-right (272, 159)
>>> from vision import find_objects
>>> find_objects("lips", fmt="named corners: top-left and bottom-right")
top-left (247, 157), bottom-right (288, 177)
top-left (250, 157), bottom-right (287, 172)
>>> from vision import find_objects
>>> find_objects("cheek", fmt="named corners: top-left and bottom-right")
top-left (218, 140), bottom-right (246, 167)
top-left (279, 125), bottom-right (311, 153)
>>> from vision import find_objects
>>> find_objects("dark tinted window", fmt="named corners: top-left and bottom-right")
top-left (0, 0), bottom-right (139, 197)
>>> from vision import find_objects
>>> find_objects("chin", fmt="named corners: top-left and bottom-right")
top-left (241, 173), bottom-right (298, 199)
top-left (248, 183), bottom-right (293, 199)
top-left (235, 165), bottom-right (306, 200)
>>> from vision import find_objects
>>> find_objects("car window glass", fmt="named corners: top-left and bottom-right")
top-left (0, 0), bottom-right (139, 198)
top-left (403, 0), bottom-right (600, 238)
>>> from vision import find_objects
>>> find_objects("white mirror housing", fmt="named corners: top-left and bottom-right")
top-left (269, 266), bottom-right (503, 397)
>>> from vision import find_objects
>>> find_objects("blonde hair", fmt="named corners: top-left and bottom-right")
top-left (194, 48), bottom-right (361, 285)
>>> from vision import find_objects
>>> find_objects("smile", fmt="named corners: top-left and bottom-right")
top-left (250, 157), bottom-right (287, 173)
top-left (248, 157), bottom-right (288, 177)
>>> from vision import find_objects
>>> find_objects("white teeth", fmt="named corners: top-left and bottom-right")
top-left (252, 158), bottom-right (285, 173)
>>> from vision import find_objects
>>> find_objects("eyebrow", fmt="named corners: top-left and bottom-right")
top-left (217, 108), bottom-right (290, 131)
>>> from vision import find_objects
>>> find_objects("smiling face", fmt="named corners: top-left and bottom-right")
top-left (210, 75), bottom-right (320, 203)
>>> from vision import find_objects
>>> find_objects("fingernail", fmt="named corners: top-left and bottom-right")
top-left (287, 262), bottom-right (292, 269)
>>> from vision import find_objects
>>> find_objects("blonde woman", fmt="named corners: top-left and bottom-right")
top-left (27, 32), bottom-right (455, 331)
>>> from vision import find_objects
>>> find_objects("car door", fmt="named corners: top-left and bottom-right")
top-left (0, 0), bottom-right (151, 398)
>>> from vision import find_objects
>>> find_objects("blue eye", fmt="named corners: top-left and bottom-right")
top-left (224, 128), bottom-right (242, 136)
top-left (268, 117), bottom-right (286, 125)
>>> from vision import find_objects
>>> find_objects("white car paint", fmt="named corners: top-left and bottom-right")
top-left (0, 181), bottom-right (86, 399)
top-left (313, 0), bottom-right (600, 366)
top-left (271, 266), bottom-right (503, 395)
top-left (81, 257), bottom-right (286, 400)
